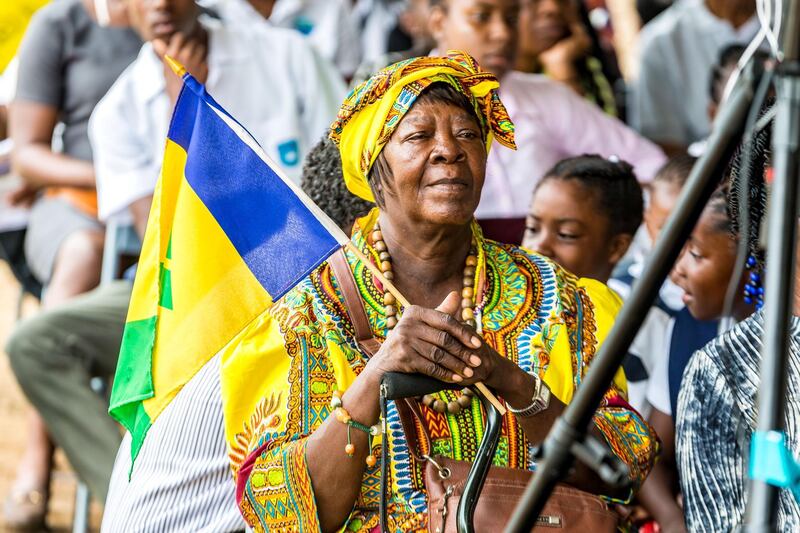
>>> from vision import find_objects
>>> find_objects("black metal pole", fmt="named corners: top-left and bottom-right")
top-left (457, 388), bottom-right (503, 533)
top-left (743, 1), bottom-right (800, 530)
top-left (505, 66), bottom-right (759, 533)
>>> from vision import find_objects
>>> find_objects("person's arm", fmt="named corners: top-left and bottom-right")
top-left (497, 362), bottom-right (639, 499)
top-left (7, 4), bottom-right (95, 203)
top-left (537, 12), bottom-right (592, 95)
top-left (676, 353), bottom-right (745, 532)
top-left (129, 194), bottom-right (153, 240)
top-left (638, 409), bottom-right (687, 533)
top-left (561, 278), bottom-right (659, 499)
top-left (502, 276), bottom-right (658, 500)
top-left (637, 322), bottom-right (686, 530)
top-left (10, 100), bottom-right (95, 189)
top-left (235, 293), bottom-right (493, 532)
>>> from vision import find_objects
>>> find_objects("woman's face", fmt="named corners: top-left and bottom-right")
top-left (522, 178), bottom-right (624, 282)
top-left (672, 210), bottom-right (740, 321)
top-left (378, 99), bottom-right (487, 227)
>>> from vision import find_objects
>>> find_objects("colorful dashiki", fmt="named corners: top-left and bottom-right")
top-left (225, 210), bottom-right (658, 532)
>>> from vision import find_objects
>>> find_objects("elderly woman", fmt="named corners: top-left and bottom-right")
top-left (226, 52), bottom-right (657, 532)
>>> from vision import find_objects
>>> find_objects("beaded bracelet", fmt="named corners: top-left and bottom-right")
top-left (331, 390), bottom-right (381, 467)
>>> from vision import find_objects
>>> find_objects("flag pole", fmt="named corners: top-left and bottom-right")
top-left (345, 242), bottom-right (507, 415)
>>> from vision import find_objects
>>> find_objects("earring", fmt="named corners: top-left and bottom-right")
top-left (743, 254), bottom-right (764, 310)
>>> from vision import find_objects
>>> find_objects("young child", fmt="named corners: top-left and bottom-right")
top-left (522, 154), bottom-right (643, 283)
top-left (637, 185), bottom-right (757, 533)
top-left (610, 155), bottom-right (696, 418)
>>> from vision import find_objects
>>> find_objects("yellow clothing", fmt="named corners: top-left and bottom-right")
top-left (0, 0), bottom-right (49, 73)
top-left (223, 211), bottom-right (658, 532)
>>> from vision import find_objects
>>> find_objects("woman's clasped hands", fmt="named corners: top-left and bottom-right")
top-left (365, 291), bottom-right (503, 388)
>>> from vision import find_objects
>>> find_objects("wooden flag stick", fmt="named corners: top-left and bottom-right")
top-left (345, 242), bottom-right (507, 416)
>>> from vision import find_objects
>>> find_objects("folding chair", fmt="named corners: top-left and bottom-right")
top-left (0, 228), bottom-right (42, 314)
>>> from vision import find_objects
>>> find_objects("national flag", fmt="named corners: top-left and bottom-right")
top-left (108, 61), bottom-right (349, 464)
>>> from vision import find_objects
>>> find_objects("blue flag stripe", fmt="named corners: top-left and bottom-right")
top-left (167, 88), bottom-right (342, 300)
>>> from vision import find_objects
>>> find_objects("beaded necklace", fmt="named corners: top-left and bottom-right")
top-left (371, 221), bottom-right (479, 415)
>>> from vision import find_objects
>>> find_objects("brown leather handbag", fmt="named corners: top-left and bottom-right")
top-left (397, 399), bottom-right (619, 533)
top-left (328, 250), bottom-right (620, 533)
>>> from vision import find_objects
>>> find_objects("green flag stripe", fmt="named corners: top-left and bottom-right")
top-left (159, 262), bottom-right (173, 310)
top-left (109, 315), bottom-right (157, 466)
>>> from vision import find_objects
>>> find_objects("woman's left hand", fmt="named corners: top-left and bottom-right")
top-left (434, 294), bottom-right (528, 396)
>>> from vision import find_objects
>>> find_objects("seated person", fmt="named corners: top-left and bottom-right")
top-left (629, 0), bottom-right (758, 154)
top-left (8, 136), bottom-right (364, 533)
top-left (639, 182), bottom-right (757, 532)
top-left (299, 137), bottom-right (373, 235)
top-left (4, 0), bottom-right (140, 526)
top-left (207, 0), bottom-right (360, 79)
top-left (516, 0), bottom-right (618, 116)
top-left (689, 43), bottom-right (771, 156)
top-left (90, 0), bottom-right (345, 223)
top-left (231, 52), bottom-right (657, 532)
top-left (428, 0), bottom-right (665, 244)
top-left (674, 124), bottom-right (796, 532)
top-left (522, 154), bottom-right (643, 284)
top-left (8, 0), bottom-right (343, 527)
top-left (610, 155), bottom-right (695, 416)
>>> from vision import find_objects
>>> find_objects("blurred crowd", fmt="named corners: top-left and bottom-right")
top-left (0, 0), bottom-right (788, 532)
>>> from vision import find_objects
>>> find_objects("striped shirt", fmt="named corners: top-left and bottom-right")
top-left (676, 312), bottom-right (800, 532)
top-left (102, 354), bottom-right (246, 532)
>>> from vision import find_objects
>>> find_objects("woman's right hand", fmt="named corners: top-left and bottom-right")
top-left (364, 292), bottom-right (485, 384)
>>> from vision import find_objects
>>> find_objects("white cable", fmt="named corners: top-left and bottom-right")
top-left (720, 0), bottom-right (781, 105)
top-left (757, 0), bottom-right (781, 57)
top-left (772, 0), bottom-right (784, 60)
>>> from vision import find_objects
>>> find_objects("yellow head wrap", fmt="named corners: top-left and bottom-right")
top-left (329, 50), bottom-right (517, 203)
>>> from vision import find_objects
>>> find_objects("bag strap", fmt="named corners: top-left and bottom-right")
top-left (328, 248), bottom-right (382, 357)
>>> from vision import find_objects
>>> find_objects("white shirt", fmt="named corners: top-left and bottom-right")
top-left (478, 71), bottom-right (667, 219)
top-left (352, 0), bottom-right (404, 65)
top-left (210, 0), bottom-right (361, 78)
top-left (629, 0), bottom-right (760, 146)
top-left (102, 354), bottom-right (243, 533)
top-left (89, 18), bottom-right (346, 222)
top-left (645, 316), bottom-right (675, 416)
top-left (608, 228), bottom-right (685, 417)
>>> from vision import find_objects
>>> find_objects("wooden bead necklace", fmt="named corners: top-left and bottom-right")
top-left (372, 221), bottom-right (479, 416)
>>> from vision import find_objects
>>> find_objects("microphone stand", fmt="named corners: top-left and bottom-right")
top-left (505, 55), bottom-right (762, 532)
top-left (743, 1), bottom-right (800, 530)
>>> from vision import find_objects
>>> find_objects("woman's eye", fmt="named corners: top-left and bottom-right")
top-left (405, 132), bottom-right (428, 142)
top-left (526, 225), bottom-right (539, 234)
top-left (457, 129), bottom-right (479, 139)
top-left (689, 249), bottom-right (703, 260)
top-left (558, 232), bottom-right (579, 241)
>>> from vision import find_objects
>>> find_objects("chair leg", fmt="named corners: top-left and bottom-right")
top-left (72, 482), bottom-right (90, 533)
top-left (16, 285), bottom-right (24, 321)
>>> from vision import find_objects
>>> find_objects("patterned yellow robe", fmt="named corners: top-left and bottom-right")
top-left (222, 211), bottom-right (658, 532)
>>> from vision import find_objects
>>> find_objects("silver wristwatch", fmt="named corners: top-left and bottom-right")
top-left (507, 373), bottom-right (551, 418)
